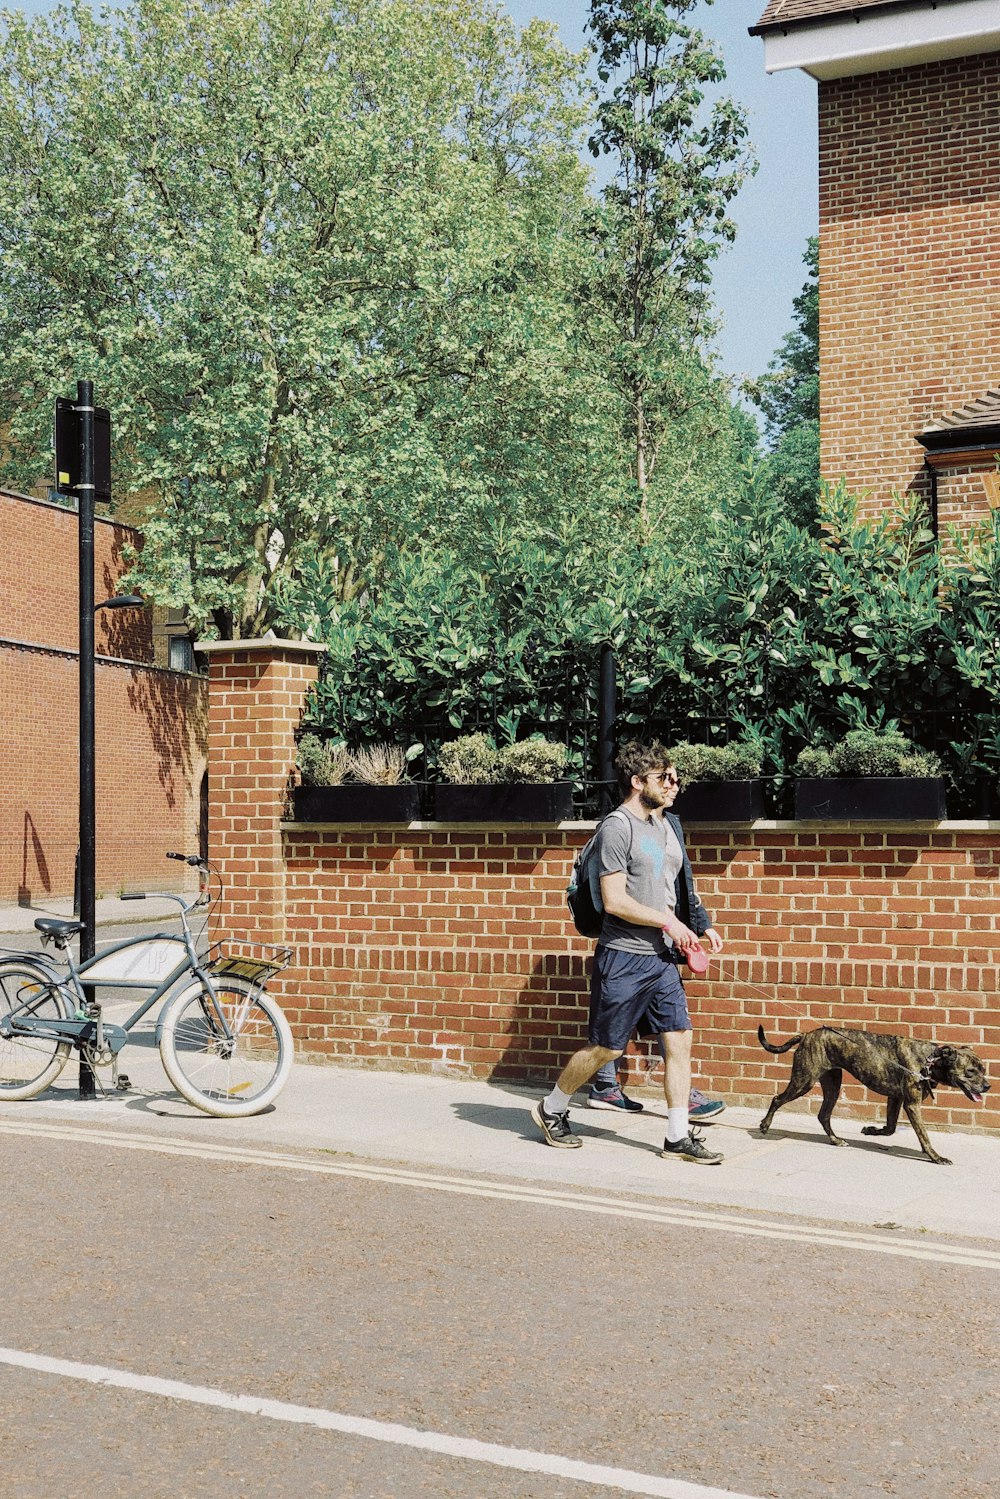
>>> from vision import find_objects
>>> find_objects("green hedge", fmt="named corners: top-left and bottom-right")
top-left (291, 482), bottom-right (1000, 808)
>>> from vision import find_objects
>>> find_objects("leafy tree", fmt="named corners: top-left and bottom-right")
top-left (0, 0), bottom-right (595, 636)
top-left (749, 236), bottom-right (819, 526)
top-left (582, 0), bottom-right (754, 517)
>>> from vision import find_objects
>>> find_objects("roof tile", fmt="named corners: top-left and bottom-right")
top-left (752, 0), bottom-right (928, 33)
top-left (920, 389), bottom-right (1000, 436)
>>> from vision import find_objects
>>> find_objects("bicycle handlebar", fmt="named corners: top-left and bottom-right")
top-left (167, 851), bottom-right (206, 867)
top-left (122, 889), bottom-right (209, 915)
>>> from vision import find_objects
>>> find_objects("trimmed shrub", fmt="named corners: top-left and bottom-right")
top-left (438, 734), bottom-right (502, 785)
top-left (667, 740), bottom-right (763, 783)
top-left (794, 729), bottom-right (942, 779)
top-left (499, 738), bottom-right (568, 784)
top-left (297, 733), bottom-right (351, 787)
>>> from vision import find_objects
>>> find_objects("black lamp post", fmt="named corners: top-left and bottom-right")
top-left (72, 377), bottom-right (144, 1098)
top-left (77, 590), bottom-right (144, 1100)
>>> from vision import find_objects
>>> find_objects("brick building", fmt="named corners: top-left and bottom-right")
top-left (0, 487), bottom-right (207, 903)
top-left (752, 0), bottom-right (1000, 530)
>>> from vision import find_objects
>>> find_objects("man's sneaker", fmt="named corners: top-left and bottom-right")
top-left (588, 1086), bottom-right (644, 1113)
top-left (688, 1087), bottom-right (726, 1124)
top-left (531, 1101), bottom-right (583, 1149)
top-left (660, 1127), bottom-right (723, 1165)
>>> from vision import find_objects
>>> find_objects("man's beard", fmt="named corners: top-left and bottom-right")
top-left (638, 789), bottom-right (664, 811)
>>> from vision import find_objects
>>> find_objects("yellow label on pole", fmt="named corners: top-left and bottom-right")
top-left (58, 471), bottom-right (70, 485)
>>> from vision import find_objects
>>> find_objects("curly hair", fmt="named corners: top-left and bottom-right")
top-left (614, 739), bottom-right (669, 799)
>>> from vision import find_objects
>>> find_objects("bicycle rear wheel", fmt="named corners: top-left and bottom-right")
top-left (158, 977), bottom-right (293, 1117)
top-left (0, 961), bottom-right (72, 1099)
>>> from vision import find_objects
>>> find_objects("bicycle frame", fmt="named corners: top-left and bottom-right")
top-left (0, 856), bottom-right (294, 1118)
top-left (0, 895), bottom-right (231, 1055)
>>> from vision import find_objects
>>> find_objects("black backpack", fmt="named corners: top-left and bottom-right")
top-left (566, 809), bottom-right (632, 938)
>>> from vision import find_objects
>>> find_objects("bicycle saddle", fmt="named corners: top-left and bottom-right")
top-left (34, 917), bottom-right (85, 940)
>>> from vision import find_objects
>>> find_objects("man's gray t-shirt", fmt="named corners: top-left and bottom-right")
top-left (595, 808), bottom-right (684, 954)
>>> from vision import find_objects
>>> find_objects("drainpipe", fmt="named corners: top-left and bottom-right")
top-left (925, 460), bottom-right (938, 543)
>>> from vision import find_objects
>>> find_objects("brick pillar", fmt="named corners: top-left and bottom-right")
top-left (196, 636), bottom-right (326, 948)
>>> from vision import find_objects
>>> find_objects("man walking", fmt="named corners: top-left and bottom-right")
top-left (588, 752), bottom-right (725, 1121)
top-left (531, 740), bottom-right (723, 1163)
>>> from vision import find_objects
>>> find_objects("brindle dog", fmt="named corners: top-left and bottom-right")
top-left (757, 1024), bottom-right (990, 1164)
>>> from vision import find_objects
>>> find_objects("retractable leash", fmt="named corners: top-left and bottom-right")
top-left (684, 941), bottom-right (710, 975)
top-left (661, 929), bottom-right (711, 974)
top-left (739, 974), bottom-right (778, 1004)
top-left (687, 954), bottom-right (783, 1011)
top-left (670, 938), bottom-right (785, 996)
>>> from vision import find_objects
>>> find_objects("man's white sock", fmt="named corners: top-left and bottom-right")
top-left (665, 1106), bottom-right (689, 1143)
top-left (543, 1086), bottom-right (573, 1116)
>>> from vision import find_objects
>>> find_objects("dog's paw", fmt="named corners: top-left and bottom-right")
top-left (828, 1135), bottom-right (846, 1146)
top-left (929, 1154), bottom-right (952, 1165)
top-left (861, 1125), bottom-right (884, 1136)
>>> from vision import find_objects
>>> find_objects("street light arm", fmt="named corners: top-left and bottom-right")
top-left (94, 594), bottom-right (144, 611)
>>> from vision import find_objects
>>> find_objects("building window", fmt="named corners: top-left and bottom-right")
top-left (168, 635), bottom-right (195, 673)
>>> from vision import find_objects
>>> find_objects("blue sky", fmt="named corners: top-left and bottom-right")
top-left (13, 0), bottom-right (816, 385)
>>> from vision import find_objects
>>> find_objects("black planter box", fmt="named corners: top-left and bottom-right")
top-left (794, 777), bottom-right (947, 821)
top-left (672, 779), bottom-right (765, 822)
top-left (435, 781), bottom-right (575, 822)
top-left (293, 784), bottom-right (421, 822)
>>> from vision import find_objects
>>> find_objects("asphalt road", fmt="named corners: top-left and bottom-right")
top-left (2, 1126), bottom-right (998, 1499)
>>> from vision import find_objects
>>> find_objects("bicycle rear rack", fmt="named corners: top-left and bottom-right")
top-left (203, 942), bottom-right (294, 988)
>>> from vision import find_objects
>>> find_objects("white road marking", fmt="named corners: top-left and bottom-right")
top-left (1, 1116), bottom-right (998, 1271)
top-left (0, 1345), bottom-right (761, 1499)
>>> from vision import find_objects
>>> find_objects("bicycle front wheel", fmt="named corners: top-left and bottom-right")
top-left (0, 961), bottom-right (72, 1099)
top-left (158, 977), bottom-right (293, 1117)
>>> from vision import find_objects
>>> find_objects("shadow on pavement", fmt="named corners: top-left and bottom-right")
top-left (753, 1123), bottom-right (939, 1163)
top-left (450, 1099), bottom-right (648, 1150)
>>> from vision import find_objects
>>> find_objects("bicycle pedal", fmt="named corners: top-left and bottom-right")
top-left (116, 1075), bottom-right (132, 1092)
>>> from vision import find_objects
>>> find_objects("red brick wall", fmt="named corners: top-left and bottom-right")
top-left (202, 639), bottom-right (325, 947)
top-left (0, 488), bottom-right (207, 901)
top-left (2, 489), bottom-right (152, 659)
top-left (819, 52), bottom-right (1000, 514)
top-left (275, 824), bottom-right (1000, 1135)
top-left (0, 644), bottom-right (207, 900)
top-left (933, 459), bottom-right (999, 533)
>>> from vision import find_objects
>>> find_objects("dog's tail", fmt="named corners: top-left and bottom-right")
top-left (757, 1024), bottom-right (804, 1055)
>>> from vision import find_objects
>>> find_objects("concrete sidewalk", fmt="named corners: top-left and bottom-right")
top-left (1, 1048), bottom-right (998, 1244)
top-left (0, 893), bottom-right (186, 935)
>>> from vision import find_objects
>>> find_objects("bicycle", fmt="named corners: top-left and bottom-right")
top-left (0, 853), bottom-right (294, 1118)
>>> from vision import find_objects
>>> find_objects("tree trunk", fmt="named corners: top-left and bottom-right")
top-left (635, 389), bottom-right (649, 527)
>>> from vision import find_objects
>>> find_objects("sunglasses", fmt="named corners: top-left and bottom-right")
top-left (648, 771), bottom-right (680, 786)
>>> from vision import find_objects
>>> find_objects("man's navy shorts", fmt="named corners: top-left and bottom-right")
top-left (588, 946), bottom-right (691, 1052)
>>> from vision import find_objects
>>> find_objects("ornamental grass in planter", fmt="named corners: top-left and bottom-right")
top-left (793, 730), bottom-right (946, 820)
top-left (435, 734), bottom-right (574, 821)
top-left (293, 735), bottom-right (421, 821)
top-left (668, 740), bottom-right (766, 821)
